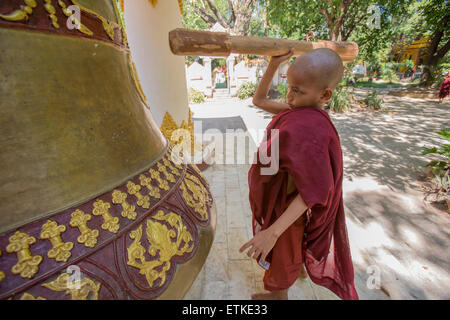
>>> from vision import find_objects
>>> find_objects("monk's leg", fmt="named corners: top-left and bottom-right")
top-left (251, 289), bottom-right (288, 300)
top-left (252, 215), bottom-right (306, 300)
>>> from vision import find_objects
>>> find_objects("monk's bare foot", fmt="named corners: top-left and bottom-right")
top-left (251, 290), bottom-right (288, 300)
top-left (299, 264), bottom-right (308, 279)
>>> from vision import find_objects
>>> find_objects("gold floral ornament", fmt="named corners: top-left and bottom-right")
top-left (42, 273), bottom-right (101, 300)
top-left (128, 55), bottom-right (150, 109)
top-left (149, 169), bottom-right (170, 191)
top-left (139, 174), bottom-right (161, 199)
top-left (167, 145), bottom-right (185, 170)
top-left (44, 0), bottom-right (59, 28)
top-left (20, 293), bottom-right (46, 300)
top-left (92, 200), bottom-right (120, 233)
top-left (0, 0), bottom-right (37, 22)
top-left (127, 210), bottom-right (194, 288)
top-left (68, 0), bottom-right (118, 40)
top-left (180, 173), bottom-right (211, 221)
top-left (157, 162), bottom-right (176, 183)
top-left (57, 0), bottom-right (93, 36)
top-left (0, 0), bottom-right (118, 40)
top-left (69, 210), bottom-right (99, 248)
top-left (160, 111), bottom-right (195, 154)
top-left (191, 163), bottom-right (207, 183)
top-left (112, 189), bottom-right (137, 220)
top-left (0, 249), bottom-right (5, 282)
top-left (6, 231), bottom-right (43, 279)
top-left (162, 156), bottom-right (181, 176)
top-left (40, 220), bottom-right (74, 263)
top-left (127, 182), bottom-right (150, 209)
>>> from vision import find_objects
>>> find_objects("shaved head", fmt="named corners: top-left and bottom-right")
top-left (288, 48), bottom-right (344, 90)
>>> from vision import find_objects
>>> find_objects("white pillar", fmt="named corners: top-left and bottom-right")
top-left (202, 57), bottom-right (212, 98)
top-left (227, 54), bottom-right (237, 96)
top-left (124, 0), bottom-right (188, 126)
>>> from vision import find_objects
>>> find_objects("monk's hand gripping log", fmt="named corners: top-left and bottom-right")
top-left (269, 48), bottom-right (295, 65)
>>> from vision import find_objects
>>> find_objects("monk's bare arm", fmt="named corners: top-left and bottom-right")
top-left (239, 192), bottom-right (308, 262)
top-left (253, 96), bottom-right (291, 115)
top-left (269, 193), bottom-right (308, 238)
top-left (252, 50), bottom-right (294, 115)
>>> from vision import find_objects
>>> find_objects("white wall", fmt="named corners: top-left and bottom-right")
top-left (186, 62), bottom-right (207, 93)
top-left (124, 0), bottom-right (188, 126)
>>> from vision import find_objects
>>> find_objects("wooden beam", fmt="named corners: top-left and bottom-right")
top-left (169, 28), bottom-right (359, 62)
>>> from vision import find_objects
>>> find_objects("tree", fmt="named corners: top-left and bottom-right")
top-left (263, 0), bottom-right (426, 77)
top-left (182, 0), bottom-right (258, 36)
top-left (419, 0), bottom-right (450, 86)
top-left (349, 1), bottom-right (417, 68)
top-left (262, 0), bottom-right (391, 41)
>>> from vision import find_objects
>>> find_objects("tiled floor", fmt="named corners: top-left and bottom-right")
top-left (185, 161), bottom-right (347, 300)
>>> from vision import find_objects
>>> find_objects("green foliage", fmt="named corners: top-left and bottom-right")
top-left (356, 81), bottom-right (403, 88)
top-left (401, 59), bottom-right (415, 74)
top-left (237, 82), bottom-right (258, 99)
top-left (350, 1), bottom-right (421, 69)
top-left (185, 56), bottom-right (203, 67)
top-left (261, 0), bottom-right (328, 40)
top-left (276, 82), bottom-right (288, 101)
top-left (329, 87), bottom-right (351, 113)
top-left (248, 1), bottom-right (282, 37)
top-left (181, 0), bottom-right (274, 37)
top-left (362, 91), bottom-right (385, 110)
top-left (431, 62), bottom-right (450, 87)
top-left (432, 170), bottom-right (450, 194)
top-left (212, 58), bottom-right (227, 70)
top-left (188, 88), bottom-right (205, 104)
top-left (381, 68), bottom-right (399, 83)
top-left (422, 129), bottom-right (450, 176)
top-left (181, 0), bottom-right (223, 30)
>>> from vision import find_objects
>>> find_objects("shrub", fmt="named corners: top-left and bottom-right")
top-left (402, 59), bottom-right (414, 74)
top-left (188, 88), bottom-right (205, 104)
top-left (422, 129), bottom-right (450, 176)
top-left (329, 87), bottom-right (351, 113)
top-left (432, 170), bottom-right (450, 194)
top-left (381, 68), bottom-right (399, 83)
top-left (276, 82), bottom-right (289, 101)
top-left (431, 63), bottom-right (450, 87)
top-left (237, 82), bottom-right (258, 99)
top-left (363, 91), bottom-right (385, 110)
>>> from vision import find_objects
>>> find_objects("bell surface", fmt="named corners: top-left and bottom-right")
top-left (0, 0), bottom-right (215, 300)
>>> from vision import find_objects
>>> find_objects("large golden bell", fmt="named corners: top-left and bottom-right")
top-left (0, 0), bottom-right (215, 300)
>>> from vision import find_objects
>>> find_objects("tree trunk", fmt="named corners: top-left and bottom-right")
top-left (420, 14), bottom-right (450, 87)
top-left (193, 0), bottom-right (256, 37)
top-left (420, 56), bottom-right (439, 87)
top-left (231, 2), bottom-right (256, 36)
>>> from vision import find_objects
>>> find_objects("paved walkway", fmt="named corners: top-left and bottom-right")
top-left (184, 94), bottom-right (450, 300)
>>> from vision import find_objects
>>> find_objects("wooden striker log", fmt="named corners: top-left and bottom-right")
top-left (169, 28), bottom-right (359, 62)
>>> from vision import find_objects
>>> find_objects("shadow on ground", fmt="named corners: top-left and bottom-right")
top-left (334, 96), bottom-right (450, 299)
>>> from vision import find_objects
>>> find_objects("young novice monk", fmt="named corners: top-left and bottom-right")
top-left (239, 48), bottom-right (359, 300)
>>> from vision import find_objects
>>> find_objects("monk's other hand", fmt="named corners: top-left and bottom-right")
top-left (239, 228), bottom-right (278, 263)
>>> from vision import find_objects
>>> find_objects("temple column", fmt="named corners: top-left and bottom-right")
top-left (202, 56), bottom-right (213, 98)
top-left (227, 54), bottom-right (237, 96)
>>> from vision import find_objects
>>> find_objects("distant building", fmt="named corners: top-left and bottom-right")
top-left (392, 36), bottom-right (430, 73)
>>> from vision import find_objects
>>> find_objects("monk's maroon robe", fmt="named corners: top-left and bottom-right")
top-left (439, 76), bottom-right (450, 99)
top-left (248, 107), bottom-right (359, 300)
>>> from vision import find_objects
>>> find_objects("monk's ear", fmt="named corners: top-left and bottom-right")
top-left (321, 88), bottom-right (333, 102)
